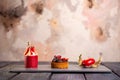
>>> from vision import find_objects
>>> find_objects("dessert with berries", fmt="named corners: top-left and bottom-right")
top-left (24, 42), bottom-right (38, 68)
top-left (78, 53), bottom-right (102, 68)
top-left (51, 55), bottom-right (69, 69)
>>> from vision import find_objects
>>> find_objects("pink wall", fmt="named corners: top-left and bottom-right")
top-left (0, 0), bottom-right (120, 62)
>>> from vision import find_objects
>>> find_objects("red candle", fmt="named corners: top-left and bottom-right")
top-left (25, 55), bottom-right (38, 68)
top-left (24, 44), bottom-right (38, 68)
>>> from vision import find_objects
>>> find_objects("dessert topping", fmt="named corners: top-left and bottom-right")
top-left (52, 55), bottom-right (68, 62)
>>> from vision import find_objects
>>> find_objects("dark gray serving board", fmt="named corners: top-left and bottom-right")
top-left (10, 64), bottom-right (111, 73)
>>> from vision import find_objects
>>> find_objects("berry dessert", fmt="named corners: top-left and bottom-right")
top-left (24, 42), bottom-right (38, 68)
top-left (78, 53), bottom-right (102, 68)
top-left (51, 55), bottom-right (69, 69)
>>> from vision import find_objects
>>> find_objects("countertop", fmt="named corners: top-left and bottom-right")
top-left (0, 62), bottom-right (120, 80)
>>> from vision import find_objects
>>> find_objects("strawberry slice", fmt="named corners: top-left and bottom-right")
top-left (30, 46), bottom-right (36, 55)
top-left (30, 46), bottom-right (35, 52)
top-left (24, 47), bottom-right (30, 55)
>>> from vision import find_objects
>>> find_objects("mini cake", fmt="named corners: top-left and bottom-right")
top-left (24, 42), bottom-right (38, 68)
top-left (78, 53), bottom-right (102, 68)
top-left (51, 55), bottom-right (69, 69)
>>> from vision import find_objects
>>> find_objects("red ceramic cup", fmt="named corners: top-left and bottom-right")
top-left (25, 55), bottom-right (38, 68)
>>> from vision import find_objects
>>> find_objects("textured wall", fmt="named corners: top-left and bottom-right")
top-left (0, 0), bottom-right (120, 62)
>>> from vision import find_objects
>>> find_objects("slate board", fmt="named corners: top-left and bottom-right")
top-left (9, 64), bottom-right (111, 73)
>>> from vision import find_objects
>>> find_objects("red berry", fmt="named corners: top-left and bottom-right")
top-left (54, 55), bottom-right (57, 58)
top-left (24, 47), bottom-right (30, 55)
top-left (61, 58), bottom-right (66, 61)
top-left (56, 55), bottom-right (61, 59)
top-left (65, 58), bottom-right (68, 61)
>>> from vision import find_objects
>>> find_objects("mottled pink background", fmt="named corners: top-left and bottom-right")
top-left (0, 0), bottom-right (120, 62)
